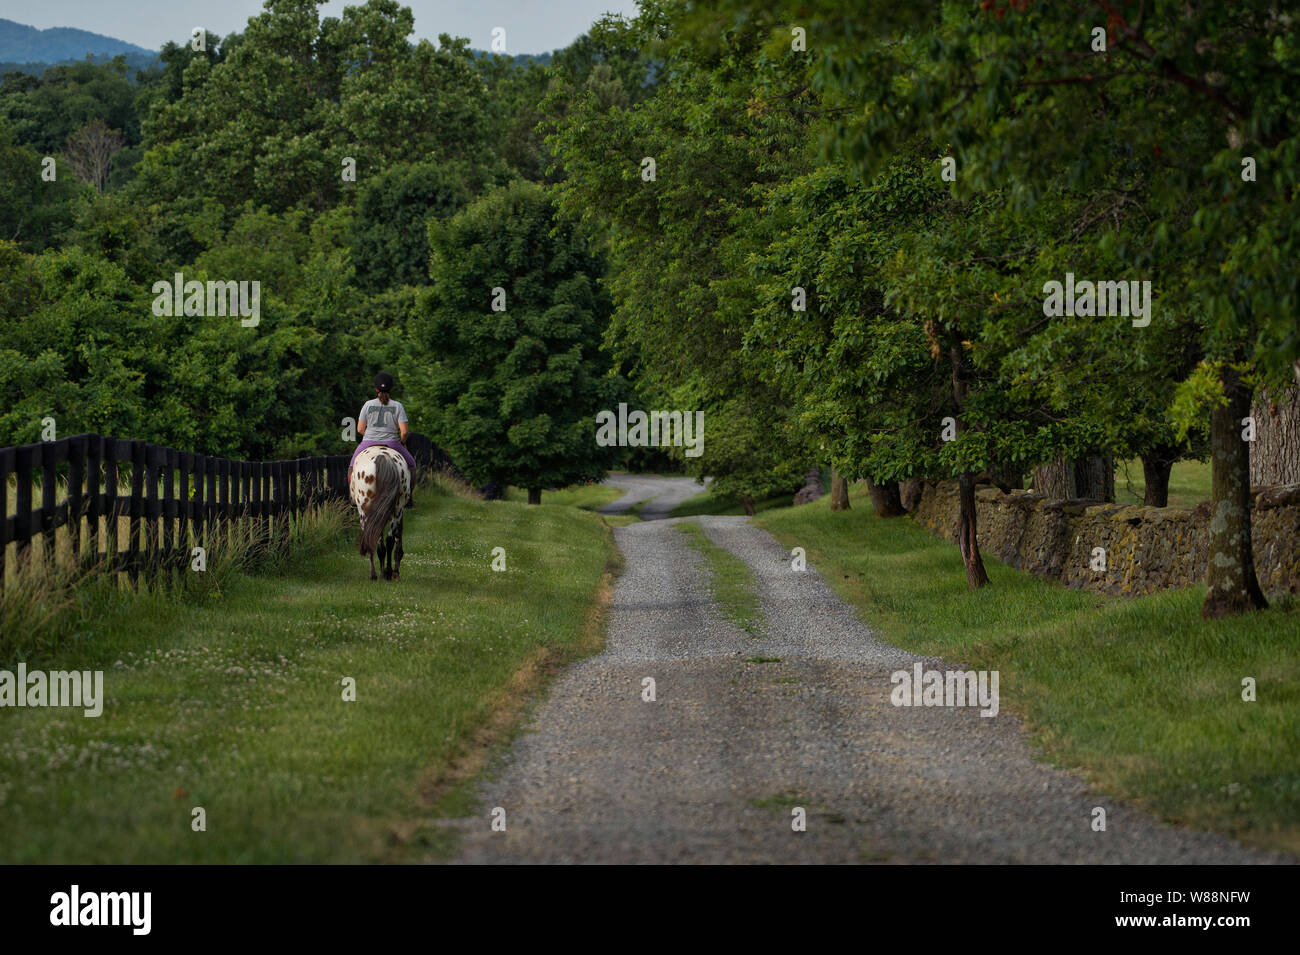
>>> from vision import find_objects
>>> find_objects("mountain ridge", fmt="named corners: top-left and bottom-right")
top-left (0, 17), bottom-right (156, 61)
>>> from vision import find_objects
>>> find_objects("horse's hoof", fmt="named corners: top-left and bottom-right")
top-left (391, 573), bottom-right (399, 582)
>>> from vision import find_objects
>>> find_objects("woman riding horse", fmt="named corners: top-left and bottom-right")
top-left (348, 372), bottom-right (416, 507)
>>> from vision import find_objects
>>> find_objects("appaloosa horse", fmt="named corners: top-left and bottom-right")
top-left (349, 446), bottom-right (410, 581)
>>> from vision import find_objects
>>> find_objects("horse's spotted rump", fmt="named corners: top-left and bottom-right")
top-left (349, 447), bottom-right (410, 520)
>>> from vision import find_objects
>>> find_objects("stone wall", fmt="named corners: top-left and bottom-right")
top-left (912, 481), bottom-right (1300, 597)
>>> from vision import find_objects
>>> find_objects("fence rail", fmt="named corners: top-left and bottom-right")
top-left (0, 432), bottom-right (431, 593)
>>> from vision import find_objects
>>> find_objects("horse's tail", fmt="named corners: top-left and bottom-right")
top-left (359, 453), bottom-right (403, 556)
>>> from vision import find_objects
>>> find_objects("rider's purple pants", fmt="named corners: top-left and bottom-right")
top-left (349, 440), bottom-right (417, 474)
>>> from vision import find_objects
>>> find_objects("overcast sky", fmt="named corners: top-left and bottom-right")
top-left (0, 0), bottom-right (641, 55)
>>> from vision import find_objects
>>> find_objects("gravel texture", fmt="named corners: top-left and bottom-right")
top-left (449, 489), bottom-right (1289, 864)
top-left (597, 474), bottom-right (711, 520)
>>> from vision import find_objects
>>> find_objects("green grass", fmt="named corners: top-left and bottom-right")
top-left (669, 486), bottom-right (790, 518)
top-left (1113, 458), bottom-right (1212, 509)
top-left (755, 487), bottom-right (1300, 855)
top-left (504, 482), bottom-right (626, 510)
top-left (675, 520), bottom-right (765, 639)
top-left (0, 483), bottom-right (617, 863)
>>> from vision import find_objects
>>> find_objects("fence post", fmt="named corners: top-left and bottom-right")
top-left (240, 461), bottom-right (251, 525)
top-left (87, 438), bottom-right (102, 570)
top-left (127, 441), bottom-right (144, 589)
top-left (219, 458), bottom-right (231, 555)
top-left (40, 441), bottom-right (57, 561)
top-left (180, 451), bottom-right (193, 560)
top-left (262, 461), bottom-right (272, 544)
top-left (206, 459), bottom-right (217, 555)
top-left (193, 452), bottom-right (207, 558)
top-left (68, 436), bottom-right (86, 566)
top-left (145, 444), bottom-right (162, 589)
top-left (104, 439), bottom-right (119, 576)
top-left (15, 445), bottom-right (34, 570)
top-left (276, 461), bottom-right (289, 546)
top-left (162, 447), bottom-right (176, 585)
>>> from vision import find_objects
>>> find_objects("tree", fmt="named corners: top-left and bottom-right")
top-left (405, 180), bottom-right (619, 500)
top-left (690, 1), bottom-right (1299, 614)
top-left (63, 118), bottom-right (125, 193)
top-left (137, 1), bottom-right (494, 216)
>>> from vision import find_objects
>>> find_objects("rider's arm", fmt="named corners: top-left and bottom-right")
top-left (357, 405), bottom-right (368, 437)
top-left (399, 421), bottom-right (409, 444)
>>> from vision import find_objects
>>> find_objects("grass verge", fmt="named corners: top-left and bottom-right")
top-left (675, 520), bottom-right (765, 639)
top-left (504, 482), bottom-right (625, 510)
top-left (0, 480), bottom-right (617, 863)
top-left (669, 487), bottom-right (789, 519)
top-left (754, 487), bottom-right (1300, 855)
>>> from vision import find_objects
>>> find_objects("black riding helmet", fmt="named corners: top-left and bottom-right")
top-left (373, 372), bottom-right (394, 392)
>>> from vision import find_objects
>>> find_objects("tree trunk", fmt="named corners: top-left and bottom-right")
top-left (1202, 366), bottom-right (1268, 618)
top-left (1249, 384), bottom-right (1300, 487)
top-left (1073, 455), bottom-right (1114, 502)
top-left (948, 342), bottom-right (989, 588)
top-left (956, 471), bottom-right (990, 589)
top-left (900, 478), bottom-right (924, 512)
top-left (740, 493), bottom-right (755, 516)
top-left (830, 470), bottom-right (851, 511)
top-left (1032, 455), bottom-right (1112, 500)
top-left (866, 478), bottom-right (906, 517)
top-left (527, 488), bottom-right (541, 505)
top-left (1031, 458), bottom-right (1070, 499)
top-left (1140, 444), bottom-right (1180, 507)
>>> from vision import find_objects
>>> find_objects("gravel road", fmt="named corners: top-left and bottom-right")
top-left (597, 473), bottom-right (711, 520)
top-left (450, 489), bottom-right (1287, 864)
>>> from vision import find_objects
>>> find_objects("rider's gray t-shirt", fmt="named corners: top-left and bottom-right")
top-left (360, 398), bottom-right (407, 442)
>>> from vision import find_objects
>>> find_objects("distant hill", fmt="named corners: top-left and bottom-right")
top-left (0, 18), bottom-right (156, 62)
top-left (0, 52), bottom-right (160, 79)
top-left (0, 18), bottom-right (556, 81)
top-left (470, 50), bottom-right (554, 68)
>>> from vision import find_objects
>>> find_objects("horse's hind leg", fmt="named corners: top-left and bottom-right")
top-left (393, 516), bottom-right (403, 581)
top-left (369, 550), bottom-right (377, 581)
top-left (381, 526), bottom-right (394, 580)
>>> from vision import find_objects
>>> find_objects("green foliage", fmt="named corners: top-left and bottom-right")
top-left (548, 0), bottom-right (822, 495)
top-left (0, 56), bottom-right (139, 154)
top-left (136, 2), bottom-right (494, 216)
top-left (406, 179), bottom-right (620, 491)
top-left (0, 117), bottom-right (83, 250)
top-left (349, 161), bottom-right (475, 292)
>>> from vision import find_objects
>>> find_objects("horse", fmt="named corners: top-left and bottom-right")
top-left (349, 446), bottom-right (410, 581)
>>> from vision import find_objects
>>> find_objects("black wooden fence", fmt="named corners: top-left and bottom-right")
top-left (0, 432), bottom-right (432, 593)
